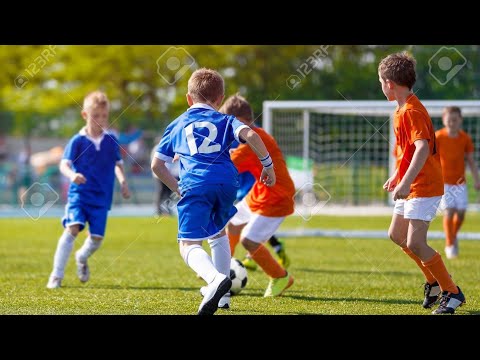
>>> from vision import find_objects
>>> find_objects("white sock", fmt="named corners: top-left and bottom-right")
top-left (182, 244), bottom-right (218, 284)
top-left (51, 231), bottom-right (76, 278)
top-left (76, 236), bottom-right (102, 263)
top-left (208, 235), bottom-right (231, 277)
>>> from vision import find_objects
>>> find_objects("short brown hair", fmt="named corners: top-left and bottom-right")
top-left (378, 52), bottom-right (416, 90)
top-left (443, 106), bottom-right (462, 117)
top-left (83, 90), bottom-right (109, 111)
top-left (187, 68), bottom-right (224, 104)
top-left (219, 94), bottom-right (254, 121)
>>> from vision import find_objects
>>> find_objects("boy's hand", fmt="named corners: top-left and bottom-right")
top-left (260, 167), bottom-right (276, 187)
top-left (383, 174), bottom-right (398, 192)
top-left (70, 173), bottom-right (87, 185)
top-left (121, 182), bottom-right (131, 199)
top-left (474, 181), bottom-right (480, 191)
top-left (392, 180), bottom-right (410, 200)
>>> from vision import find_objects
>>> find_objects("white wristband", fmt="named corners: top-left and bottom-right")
top-left (259, 154), bottom-right (273, 169)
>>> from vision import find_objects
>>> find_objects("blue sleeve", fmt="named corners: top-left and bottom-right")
top-left (231, 116), bottom-right (251, 144)
top-left (115, 142), bottom-right (122, 162)
top-left (63, 137), bottom-right (77, 162)
top-left (155, 125), bottom-right (175, 162)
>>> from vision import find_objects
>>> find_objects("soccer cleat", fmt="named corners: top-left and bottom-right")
top-left (75, 251), bottom-right (90, 283)
top-left (445, 244), bottom-right (458, 259)
top-left (264, 272), bottom-right (294, 297)
top-left (432, 286), bottom-right (466, 314)
top-left (422, 281), bottom-right (441, 309)
top-left (46, 276), bottom-right (62, 289)
top-left (200, 286), bottom-right (231, 309)
top-left (198, 273), bottom-right (232, 315)
top-left (242, 256), bottom-right (258, 271)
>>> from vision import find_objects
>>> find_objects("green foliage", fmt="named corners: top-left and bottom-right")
top-left (1, 45), bottom-right (478, 136)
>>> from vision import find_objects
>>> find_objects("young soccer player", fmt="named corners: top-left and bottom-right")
top-left (436, 106), bottom-right (480, 259)
top-left (47, 91), bottom-right (131, 289)
top-left (379, 52), bottom-right (465, 314)
top-left (221, 94), bottom-right (296, 298)
top-left (151, 68), bottom-right (276, 315)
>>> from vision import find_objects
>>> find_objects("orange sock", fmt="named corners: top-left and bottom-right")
top-left (228, 233), bottom-right (240, 256)
top-left (402, 247), bottom-right (436, 284)
top-left (249, 244), bottom-right (287, 279)
top-left (443, 216), bottom-right (455, 247)
top-left (422, 252), bottom-right (458, 293)
top-left (452, 214), bottom-right (464, 238)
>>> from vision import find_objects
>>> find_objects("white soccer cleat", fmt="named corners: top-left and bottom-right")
top-left (46, 276), bottom-right (62, 289)
top-left (200, 286), bottom-right (231, 309)
top-left (197, 273), bottom-right (232, 315)
top-left (445, 245), bottom-right (458, 259)
top-left (75, 251), bottom-right (90, 283)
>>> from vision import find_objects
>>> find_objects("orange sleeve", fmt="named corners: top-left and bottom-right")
top-left (403, 109), bottom-right (431, 144)
top-left (466, 133), bottom-right (474, 153)
top-left (231, 144), bottom-right (258, 173)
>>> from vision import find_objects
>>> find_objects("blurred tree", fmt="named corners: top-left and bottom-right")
top-left (0, 45), bottom-right (478, 138)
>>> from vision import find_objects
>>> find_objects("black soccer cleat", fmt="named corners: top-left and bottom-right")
top-left (422, 281), bottom-right (441, 309)
top-left (432, 286), bottom-right (466, 314)
top-left (197, 274), bottom-right (232, 316)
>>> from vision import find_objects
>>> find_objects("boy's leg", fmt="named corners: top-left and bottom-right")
top-left (180, 241), bottom-right (231, 315)
top-left (269, 235), bottom-right (290, 268)
top-left (47, 225), bottom-right (80, 288)
top-left (207, 229), bottom-right (231, 277)
top-left (75, 206), bottom-right (108, 283)
top-left (443, 208), bottom-right (457, 258)
top-left (240, 214), bottom-right (293, 297)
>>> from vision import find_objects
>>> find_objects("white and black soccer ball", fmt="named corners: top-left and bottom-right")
top-left (229, 258), bottom-right (248, 295)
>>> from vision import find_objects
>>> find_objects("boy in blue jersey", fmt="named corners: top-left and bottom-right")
top-left (151, 68), bottom-right (276, 315)
top-left (47, 91), bottom-right (131, 289)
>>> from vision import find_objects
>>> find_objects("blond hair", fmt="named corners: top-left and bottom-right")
top-left (187, 68), bottom-right (224, 104)
top-left (83, 91), bottom-right (110, 112)
top-left (219, 94), bottom-right (253, 122)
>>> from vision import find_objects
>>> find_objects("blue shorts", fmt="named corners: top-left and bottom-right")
top-left (177, 183), bottom-right (238, 241)
top-left (62, 202), bottom-right (109, 237)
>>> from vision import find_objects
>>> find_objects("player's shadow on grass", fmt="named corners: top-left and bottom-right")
top-left (287, 294), bottom-right (419, 305)
top-left (67, 284), bottom-right (199, 292)
top-left (297, 267), bottom-right (416, 277)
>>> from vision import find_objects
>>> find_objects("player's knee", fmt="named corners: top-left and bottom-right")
top-left (91, 236), bottom-right (103, 242)
top-left (67, 225), bottom-right (80, 237)
top-left (406, 241), bottom-right (421, 254)
top-left (241, 238), bottom-right (259, 252)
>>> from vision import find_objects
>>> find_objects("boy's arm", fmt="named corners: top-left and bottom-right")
top-left (59, 160), bottom-right (86, 185)
top-left (392, 139), bottom-right (429, 200)
top-left (466, 152), bottom-right (480, 190)
top-left (238, 128), bottom-right (276, 187)
top-left (115, 163), bottom-right (131, 199)
top-left (151, 157), bottom-right (180, 195)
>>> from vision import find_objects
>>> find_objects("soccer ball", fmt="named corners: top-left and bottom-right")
top-left (229, 258), bottom-right (248, 295)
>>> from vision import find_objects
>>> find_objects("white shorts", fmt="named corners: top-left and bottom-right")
top-left (393, 196), bottom-right (442, 222)
top-left (229, 199), bottom-right (285, 243)
top-left (439, 184), bottom-right (468, 211)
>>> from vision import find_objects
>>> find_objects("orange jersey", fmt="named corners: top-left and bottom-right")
top-left (435, 128), bottom-right (474, 185)
top-left (393, 94), bottom-right (444, 199)
top-left (231, 127), bottom-right (296, 217)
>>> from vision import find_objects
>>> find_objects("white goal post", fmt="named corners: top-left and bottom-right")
top-left (263, 100), bottom-right (480, 207)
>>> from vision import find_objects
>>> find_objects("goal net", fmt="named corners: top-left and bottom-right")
top-left (263, 100), bottom-right (480, 210)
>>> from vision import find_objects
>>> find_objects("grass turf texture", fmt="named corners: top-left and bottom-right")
top-left (1, 215), bottom-right (478, 315)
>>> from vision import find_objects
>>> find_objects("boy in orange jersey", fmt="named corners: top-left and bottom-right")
top-left (220, 94), bottom-right (296, 297)
top-left (379, 52), bottom-right (465, 314)
top-left (436, 106), bottom-right (480, 259)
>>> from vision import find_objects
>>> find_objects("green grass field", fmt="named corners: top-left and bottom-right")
top-left (1, 214), bottom-right (479, 315)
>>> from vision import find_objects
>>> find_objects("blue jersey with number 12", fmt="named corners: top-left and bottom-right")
top-left (155, 103), bottom-right (250, 192)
